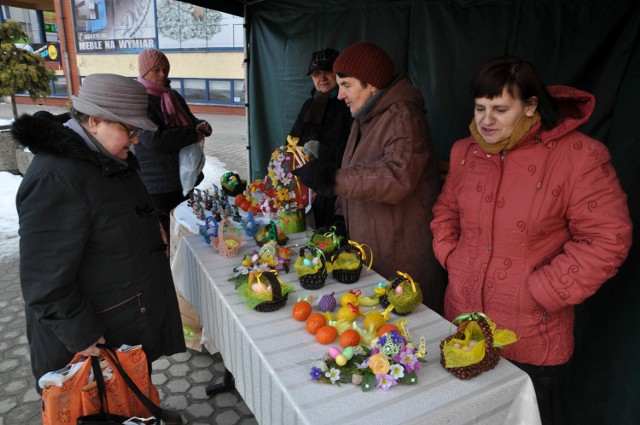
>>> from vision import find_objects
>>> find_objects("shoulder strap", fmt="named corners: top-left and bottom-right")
top-left (89, 356), bottom-right (114, 419)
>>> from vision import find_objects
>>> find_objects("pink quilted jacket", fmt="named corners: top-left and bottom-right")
top-left (431, 86), bottom-right (632, 365)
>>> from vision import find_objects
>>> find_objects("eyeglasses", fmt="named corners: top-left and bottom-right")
top-left (116, 122), bottom-right (143, 140)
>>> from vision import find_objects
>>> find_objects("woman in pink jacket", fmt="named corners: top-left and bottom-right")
top-left (431, 56), bottom-right (632, 425)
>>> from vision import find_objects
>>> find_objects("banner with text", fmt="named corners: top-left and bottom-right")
top-left (73, 0), bottom-right (156, 53)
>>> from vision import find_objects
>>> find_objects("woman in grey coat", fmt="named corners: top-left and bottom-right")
top-left (12, 74), bottom-right (186, 393)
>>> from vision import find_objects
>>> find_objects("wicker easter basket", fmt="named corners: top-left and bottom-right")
top-left (253, 272), bottom-right (289, 312)
top-left (220, 172), bottom-right (247, 197)
top-left (379, 275), bottom-right (402, 313)
top-left (296, 246), bottom-right (327, 290)
top-left (439, 315), bottom-right (502, 380)
top-left (215, 219), bottom-right (243, 258)
top-left (378, 273), bottom-right (422, 316)
top-left (309, 226), bottom-right (343, 260)
top-left (331, 243), bottom-right (365, 284)
top-left (254, 222), bottom-right (289, 247)
top-left (241, 212), bottom-right (261, 238)
top-left (198, 215), bottom-right (219, 246)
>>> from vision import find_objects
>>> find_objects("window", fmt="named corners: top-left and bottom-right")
top-left (52, 76), bottom-right (67, 97)
top-left (233, 80), bottom-right (245, 104)
top-left (183, 79), bottom-right (206, 103)
top-left (208, 80), bottom-right (231, 102)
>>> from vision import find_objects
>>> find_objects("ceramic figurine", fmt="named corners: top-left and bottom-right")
top-left (232, 205), bottom-right (242, 222)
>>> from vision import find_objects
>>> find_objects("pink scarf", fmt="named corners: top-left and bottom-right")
top-left (137, 76), bottom-right (192, 127)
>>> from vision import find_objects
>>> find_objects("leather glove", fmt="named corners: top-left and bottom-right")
top-left (291, 160), bottom-right (338, 197)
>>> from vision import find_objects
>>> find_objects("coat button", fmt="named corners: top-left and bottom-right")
top-left (486, 153), bottom-right (492, 158)
top-left (487, 245), bottom-right (492, 251)
top-left (140, 307), bottom-right (147, 314)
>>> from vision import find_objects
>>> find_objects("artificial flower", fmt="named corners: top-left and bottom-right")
top-left (389, 363), bottom-right (405, 380)
top-left (325, 368), bottom-right (341, 384)
top-left (376, 374), bottom-right (397, 391)
top-left (310, 367), bottom-right (323, 380)
top-left (368, 353), bottom-right (391, 375)
top-left (310, 325), bottom-right (427, 392)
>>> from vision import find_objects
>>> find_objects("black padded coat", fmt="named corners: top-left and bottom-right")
top-left (135, 91), bottom-right (203, 196)
top-left (289, 88), bottom-right (352, 228)
top-left (13, 113), bottom-right (185, 389)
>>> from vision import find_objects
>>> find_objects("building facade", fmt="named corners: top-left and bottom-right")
top-left (1, 0), bottom-right (245, 115)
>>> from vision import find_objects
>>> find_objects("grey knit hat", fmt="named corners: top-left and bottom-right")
top-left (72, 74), bottom-right (157, 131)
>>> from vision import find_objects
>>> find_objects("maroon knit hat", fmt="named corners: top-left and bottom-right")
top-left (138, 48), bottom-right (170, 78)
top-left (333, 42), bottom-right (394, 89)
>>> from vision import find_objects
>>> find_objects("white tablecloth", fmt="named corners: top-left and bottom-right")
top-left (171, 232), bottom-right (541, 425)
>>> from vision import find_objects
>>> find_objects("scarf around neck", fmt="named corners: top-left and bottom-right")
top-left (470, 111), bottom-right (541, 154)
top-left (136, 77), bottom-right (192, 128)
top-left (65, 118), bottom-right (129, 168)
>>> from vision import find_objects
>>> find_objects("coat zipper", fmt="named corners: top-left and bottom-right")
top-left (95, 292), bottom-right (143, 315)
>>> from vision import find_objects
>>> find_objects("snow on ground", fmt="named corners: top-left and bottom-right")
top-left (0, 156), bottom-right (230, 262)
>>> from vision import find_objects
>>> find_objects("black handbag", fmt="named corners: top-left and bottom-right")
top-left (76, 348), bottom-right (182, 425)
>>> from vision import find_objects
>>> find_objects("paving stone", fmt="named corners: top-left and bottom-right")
top-left (165, 377), bottom-right (191, 393)
top-left (214, 391), bottom-right (239, 407)
top-left (152, 357), bottom-right (171, 370)
top-left (0, 359), bottom-right (19, 372)
top-left (0, 398), bottom-right (17, 414)
top-left (152, 371), bottom-right (168, 386)
top-left (170, 350), bottom-right (193, 362)
top-left (168, 362), bottom-right (191, 377)
top-left (190, 368), bottom-right (214, 383)
top-left (4, 379), bottom-right (28, 394)
top-left (215, 409), bottom-right (241, 425)
top-left (191, 353), bottom-right (215, 368)
top-left (188, 384), bottom-right (211, 400)
top-left (23, 388), bottom-right (40, 403)
top-left (186, 401), bottom-right (215, 417)
top-left (162, 394), bottom-right (189, 410)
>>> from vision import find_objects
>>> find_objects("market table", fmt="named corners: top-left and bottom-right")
top-left (171, 231), bottom-right (541, 425)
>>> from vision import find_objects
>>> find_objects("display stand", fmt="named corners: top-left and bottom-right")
top-left (206, 368), bottom-right (235, 396)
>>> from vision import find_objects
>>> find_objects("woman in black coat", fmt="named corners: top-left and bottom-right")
top-left (13, 74), bottom-right (186, 393)
top-left (289, 48), bottom-right (353, 230)
top-left (135, 48), bottom-right (212, 215)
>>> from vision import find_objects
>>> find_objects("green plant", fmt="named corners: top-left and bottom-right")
top-left (0, 21), bottom-right (55, 120)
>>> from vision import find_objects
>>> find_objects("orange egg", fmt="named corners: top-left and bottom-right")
top-left (305, 312), bottom-right (326, 335)
top-left (377, 324), bottom-right (400, 337)
top-left (292, 300), bottom-right (312, 321)
top-left (315, 325), bottom-right (338, 344)
top-left (339, 329), bottom-right (361, 348)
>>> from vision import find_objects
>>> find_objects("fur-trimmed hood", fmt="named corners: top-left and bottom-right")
top-left (11, 112), bottom-right (138, 175)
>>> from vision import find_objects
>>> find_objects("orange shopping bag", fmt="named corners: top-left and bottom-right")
top-left (41, 345), bottom-right (161, 425)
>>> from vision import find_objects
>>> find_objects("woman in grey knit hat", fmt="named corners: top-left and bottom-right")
top-left (12, 74), bottom-right (186, 418)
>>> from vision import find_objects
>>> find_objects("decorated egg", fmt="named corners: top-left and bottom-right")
top-left (251, 283), bottom-right (271, 293)
top-left (395, 285), bottom-right (404, 296)
top-left (319, 292), bottom-right (337, 312)
top-left (252, 253), bottom-right (259, 263)
top-left (335, 354), bottom-right (347, 366)
top-left (328, 346), bottom-right (341, 359)
top-left (312, 257), bottom-right (320, 265)
top-left (342, 346), bottom-right (354, 360)
top-left (303, 258), bottom-right (313, 267)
